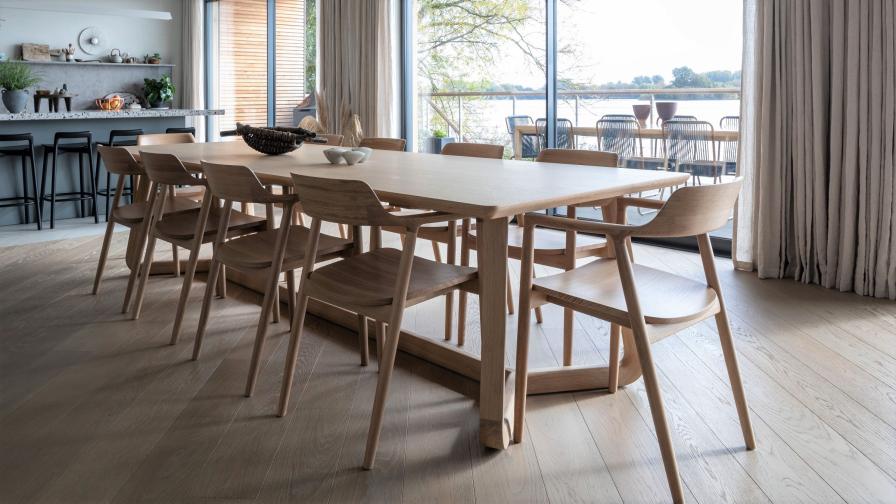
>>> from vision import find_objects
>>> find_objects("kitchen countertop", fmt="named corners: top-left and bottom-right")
top-left (0, 109), bottom-right (224, 121)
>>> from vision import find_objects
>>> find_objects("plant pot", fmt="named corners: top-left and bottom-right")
top-left (655, 101), bottom-right (678, 126)
top-left (149, 100), bottom-right (168, 109)
top-left (632, 104), bottom-right (651, 128)
top-left (2, 89), bottom-right (30, 114)
top-left (426, 136), bottom-right (455, 154)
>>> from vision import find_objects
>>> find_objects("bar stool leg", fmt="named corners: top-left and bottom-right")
top-left (29, 151), bottom-right (41, 230)
top-left (50, 148), bottom-right (58, 229)
top-left (78, 152), bottom-right (85, 217)
top-left (20, 155), bottom-right (30, 224)
top-left (39, 148), bottom-right (49, 227)
top-left (87, 148), bottom-right (98, 223)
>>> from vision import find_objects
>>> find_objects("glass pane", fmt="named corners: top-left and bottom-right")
top-left (556, 0), bottom-right (743, 241)
top-left (275, 0), bottom-right (310, 127)
top-left (207, 0), bottom-right (269, 139)
top-left (413, 0), bottom-right (547, 157)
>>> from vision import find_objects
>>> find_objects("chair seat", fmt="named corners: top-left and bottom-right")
top-left (217, 225), bottom-right (353, 270)
top-left (110, 196), bottom-right (201, 225)
top-left (306, 248), bottom-right (477, 307)
top-left (174, 185), bottom-right (206, 201)
top-left (469, 224), bottom-right (606, 255)
top-left (155, 206), bottom-right (266, 242)
top-left (533, 259), bottom-right (719, 325)
top-left (41, 143), bottom-right (91, 153)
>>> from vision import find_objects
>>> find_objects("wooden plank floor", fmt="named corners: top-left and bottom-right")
top-left (1, 230), bottom-right (895, 503)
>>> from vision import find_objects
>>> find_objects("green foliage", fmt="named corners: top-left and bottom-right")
top-left (0, 61), bottom-right (41, 91)
top-left (305, 0), bottom-right (316, 91)
top-left (143, 75), bottom-right (175, 104)
top-left (432, 128), bottom-right (447, 138)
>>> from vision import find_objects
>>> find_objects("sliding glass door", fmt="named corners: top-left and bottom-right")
top-left (205, 0), bottom-right (316, 139)
top-left (403, 0), bottom-right (743, 252)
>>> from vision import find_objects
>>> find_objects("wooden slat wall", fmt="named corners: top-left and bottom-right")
top-left (215, 0), bottom-right (307, 131)
top-left (275, 0), bottom-right (306, 126)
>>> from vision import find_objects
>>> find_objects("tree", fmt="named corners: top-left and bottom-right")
top-left (670, 66), bottom-right (712, 88)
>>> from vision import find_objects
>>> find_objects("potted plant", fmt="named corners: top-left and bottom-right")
top-left (145, 52), bottom-right (161, 64)
top-left (0, 61), bottom-right (41, 113)
top-left (143, 75), bottom-right (175, 109)
top-left (426, 128), bottom-right (455, 153)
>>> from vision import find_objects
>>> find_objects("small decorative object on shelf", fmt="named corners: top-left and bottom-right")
top-left (0, 61), bottom-right (41, 113)
top-left (143, 75), bottom-right (175, 108)
top-left (232, 123), bottom-right (317, 155)
top-left (63, 44), bottom-right (76, 62)
top-left (145, 53), bottom-right (161, 64)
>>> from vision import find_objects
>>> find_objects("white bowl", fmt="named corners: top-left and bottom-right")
top-left (323, 148), bottom-right (347, 164)
top-left (352, 146), bottom-right (373, 162)
top-left (342, 150), bottom-right (366, 165)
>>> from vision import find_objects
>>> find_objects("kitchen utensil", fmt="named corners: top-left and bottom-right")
top-left (109, 49), bottom-right (123, 64)
top-left (104, 92), bottom-right (139, 107)
top-left (96, 95), bottom-right (124, 111)
top-left (78, 27), bottom-right (105, 55)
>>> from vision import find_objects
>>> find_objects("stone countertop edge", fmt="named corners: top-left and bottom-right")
top-left (0, 109), bottom-right (225, 121)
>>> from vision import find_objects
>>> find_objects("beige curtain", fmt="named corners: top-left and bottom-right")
top-left (319, 0), bottom-right (397, 140)
top-left (180, 0), bottom-right (206, 141)
top-left (735, 0), bottom-right (895, 299)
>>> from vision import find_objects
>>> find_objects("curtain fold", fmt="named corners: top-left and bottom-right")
top-left (180, 0), bottom-right (206, 141)
top-left (319, 0), bottom-right (397, 140)
top-left (735, 0), bottom-right (895, 299)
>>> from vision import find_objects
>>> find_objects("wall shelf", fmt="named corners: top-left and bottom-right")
top-left (19, 61), bottom-right (175, 68)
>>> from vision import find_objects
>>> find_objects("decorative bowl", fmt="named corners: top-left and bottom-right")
top-left (234, 123), bottom-right (317, 155)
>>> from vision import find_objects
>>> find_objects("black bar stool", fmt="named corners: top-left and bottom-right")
top-left (94, 128), bottom-right (144, 220)
top-left (0, 133), bottom-right (41, 230)
top-left (40, 131), bottom-right (97, 229)
top-left (166, 127), bottom-right (196, 136)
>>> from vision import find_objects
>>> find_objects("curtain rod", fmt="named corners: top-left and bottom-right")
top-left (0, 2), bottom-right (173, 21)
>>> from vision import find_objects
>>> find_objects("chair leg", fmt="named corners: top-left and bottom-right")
top-left (607, 323), bottom-right (621, 393)
top-left (444, 222), bottom-right (457, 341)
top-left (39, 149), bottom-right (49, 227)
top-left (513, 285), bottom-right (533, 444)
top-left (78, 152), bottom-right (85, 217)
top-left (171, 243), bottom-right (181, 277)
top-left (505, 273), bottom-right (515, 315)
top-left (49, 150), bottom-right (57, 229)
top-left (533, 269), bottom-right (544, 324)
top-left (245, 265), bottom-right (281, 397)
top-left (631, 324), bottom-right (685, 503)
top-left (87, 149), bottom-right (98, 224)
top-left (20, 155), bottom-right (30, 224)
top-left (358, 314), bottom-right (369, 366)
top-left (216, 264), bottom-right (227, 298)
top-left (192, 257), bottom-right (223, 361)
top-left (92, 215), bottom-right (117, 294)
top-left (131, 234), bottom-right (160, 320)
top-left (715, 311), bottom-right (756, 449)
top-left (362, 313), bottom-right (404, 469)
top-left (29, 154), bottom-right (41, 230)
top-left (278, 289), bottom-right (311, 416)
top-left (457, 220), bottom-right (471, 346)
top-left (375, 321), bottom-right (386, 369)
top-left (286, 270), bottom-right (296, 329)
top-left (169, 239), bottom-right (203, 345)
top-left (563, 308), bottom-right (574, 366)
top-left (431, 241), bottom-right (442, 262)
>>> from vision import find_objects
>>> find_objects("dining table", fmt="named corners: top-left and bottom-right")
top-left (126, 140), bottom-right (689, 450)
top-left (512, 124), bottom-right (740, 160)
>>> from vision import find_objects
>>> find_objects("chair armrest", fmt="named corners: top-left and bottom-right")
top-left (522, 212), bottom-right (633, 238)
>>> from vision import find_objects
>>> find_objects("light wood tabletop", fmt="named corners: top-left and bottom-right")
top-left (127, 140), bottom-right (689, 450)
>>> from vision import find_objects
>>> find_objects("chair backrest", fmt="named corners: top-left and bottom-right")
top-left (166, 127), bottom-right (196, 135)
top-left (138, 132), bottom-right (197, 146)
top-left (202, 161), bottom-right (292, 204)
top-left (441, 142), bottom-right (504, 159)
top-left (719, 116), bottom-right (740, 131)
top-left (599, 114), bottom-right (637, 121)
top-left (97, 146), bottom-right (143, 176)
top-left (672, 115), bottom-right (698, 121)
top-left (107, 129), bottom-right (145, 144)
top-left (0, 133), bottom-right (33, 146)
top-left (595, 118), bottom-right (642, 161)
top-left (54, 131), bottom-right (92, 145)
top-left (536, 148), bottom-right (618, 167)
top-left (505, 115), bottom-right (533, 135)
top-left (662, 120), bottom-right (717, 163)
top-left (291, 174), bottom-right (394, 227)
top-left (637, 178), bottom-right (742, 238)
top-left (358, 137), bottom-right (406, 151)
top-left (535, 118), bottom-right (575, 150)
top-left (316, 133), bottom-right (344, 145)
top-left (139, 151), bottom-right (204, 187)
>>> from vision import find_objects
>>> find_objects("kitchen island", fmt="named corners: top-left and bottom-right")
top-left (0, 108), bottom-right (223, 226)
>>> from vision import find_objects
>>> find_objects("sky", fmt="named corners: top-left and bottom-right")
top-left (491, 0), bottom-right (744, 87)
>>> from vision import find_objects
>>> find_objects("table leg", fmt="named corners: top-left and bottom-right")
top-left (477, 217), bottom-right (512, 449)
top-left (513, 129), bottom-right (522, 160)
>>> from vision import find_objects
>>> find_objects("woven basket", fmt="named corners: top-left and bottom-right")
top-left (235, 123), bottom-right (317, 155)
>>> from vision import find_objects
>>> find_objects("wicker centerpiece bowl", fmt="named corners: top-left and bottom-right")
top-left (234, 122), bottom-right (318, 155)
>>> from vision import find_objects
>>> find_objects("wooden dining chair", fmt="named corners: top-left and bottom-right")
top-left (278, 174), bottom-right (477, 469)
top-left (458, 149), bottom-right (618, 362)
top-left (193, 162), bottom-right (358, 396)
top-left (128, 152), bottom-right (267, 344)
top-left (379, 142), bottom-right (504, 341)
top-left (513, 178), bottom-right (754, 504)
top-left (358, 137), bottom-right (407, 151)
top-left (91, 146), bottom-right (200, 305)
